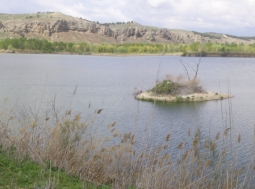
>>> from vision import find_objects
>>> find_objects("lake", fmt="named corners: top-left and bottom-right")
top-left (1, 54), bottom-right (255, 164)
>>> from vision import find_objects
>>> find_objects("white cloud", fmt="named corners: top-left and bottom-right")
top-left (147, 0), bottom-right (168, 7)
top-left (1, 0), bottom-right (255, 36)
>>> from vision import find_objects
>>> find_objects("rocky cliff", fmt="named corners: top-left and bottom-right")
top-left (1, 16), bottom-right (113, 37)
top-left (0, 12), bottom-right (254, 45)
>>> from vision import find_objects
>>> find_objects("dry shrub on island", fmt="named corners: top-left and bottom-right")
top-left (151, 58), bottom-right (206, 96)
top-left (0, 99), bottom-right (253, 188)
top-left (151, 74), bottom-right (206, 95)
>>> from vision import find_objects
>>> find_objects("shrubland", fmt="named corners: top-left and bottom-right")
top-left (1, 38), bottom-right (255, 55)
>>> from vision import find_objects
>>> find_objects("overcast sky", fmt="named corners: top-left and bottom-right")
top-left (1, 0), bottom-right (255, 36)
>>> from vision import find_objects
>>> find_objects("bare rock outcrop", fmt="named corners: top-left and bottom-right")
top-left (0, 12), bottom-right (222, 44)
top-left (0, 18), bottom-right (115, 38)
top-left (98, 25), bottom-right (113, 36)
top-left (121, 27), bottom-right (148, 38)
top-left (156, 29), bottom-right (171, 40)
top-left (1, 12), bottom-right (254, 44)
top-left (144, 31), bottom-right (155, 41)
top-left (3, 21), bottom-right (51, 36)
top-left (115, 26), bottom-right (167, 42)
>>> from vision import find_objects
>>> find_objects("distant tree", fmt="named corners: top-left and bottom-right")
top-left (116, 46), bottom-right (128, 53)
top-left (105, 45), bottom-right (114, 53)
top-left (128, 46), bottom-right (139, 53)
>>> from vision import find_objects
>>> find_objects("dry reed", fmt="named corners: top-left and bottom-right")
top-left (0, 99), bottom-right (253, 189)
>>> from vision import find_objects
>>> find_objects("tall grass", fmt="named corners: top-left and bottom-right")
top-left (0, 96), bottom-right (254, 188)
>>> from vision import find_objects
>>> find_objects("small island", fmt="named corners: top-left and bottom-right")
top-left (136, 59), bottom-right (233, 103)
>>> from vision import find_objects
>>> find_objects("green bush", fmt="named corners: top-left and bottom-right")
top-left (151, 80), bottom-right (178, 94)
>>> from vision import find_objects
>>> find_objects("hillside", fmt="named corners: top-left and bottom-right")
top-left (0, 12), bottom-right (255, 45)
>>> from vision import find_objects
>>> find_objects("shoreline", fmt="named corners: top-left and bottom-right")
top-left (2, 49), bottom-right (255, 58)
top-left (0, 49), bottom-right (182, 57)
top-left (136, 91), bottom-right (233, 103)
top-left (183, 52), bottom-right (255, 58)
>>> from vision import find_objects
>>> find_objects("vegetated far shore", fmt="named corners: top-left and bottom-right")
top-left (0, 49), bottom-right (182, 56)
top-left (2, 37), bottom-right (255, 57)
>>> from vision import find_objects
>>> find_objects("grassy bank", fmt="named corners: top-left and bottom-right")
top-left (0, 148), bottom-right (107, 188)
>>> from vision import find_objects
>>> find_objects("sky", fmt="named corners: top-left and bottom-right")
top-left (1, 0), bottom-right (255, 36)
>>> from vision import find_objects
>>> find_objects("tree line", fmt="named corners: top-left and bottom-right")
top-left (1, 38), bottom-right (255, 55)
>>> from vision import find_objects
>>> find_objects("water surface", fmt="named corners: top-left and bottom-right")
top-left (1, 54), bottom-right (255, 161)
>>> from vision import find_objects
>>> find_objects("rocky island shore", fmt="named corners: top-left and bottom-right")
top-left (136, 91), bottom-right (233, 103)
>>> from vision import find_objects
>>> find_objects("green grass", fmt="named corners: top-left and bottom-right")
top-left (0, 149), bottom-right (106, 189)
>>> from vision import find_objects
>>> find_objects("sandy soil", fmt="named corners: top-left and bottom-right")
top-left (136, 91), bottom-right (233, 102)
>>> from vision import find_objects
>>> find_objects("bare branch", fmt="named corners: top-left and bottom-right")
top-left (180, 60), bottom-right (191, 81)
top-left (192, 53), bottom-right (202, 82)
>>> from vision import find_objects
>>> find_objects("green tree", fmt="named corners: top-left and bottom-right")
top-left (116, 46), bottom-right (127, 53)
